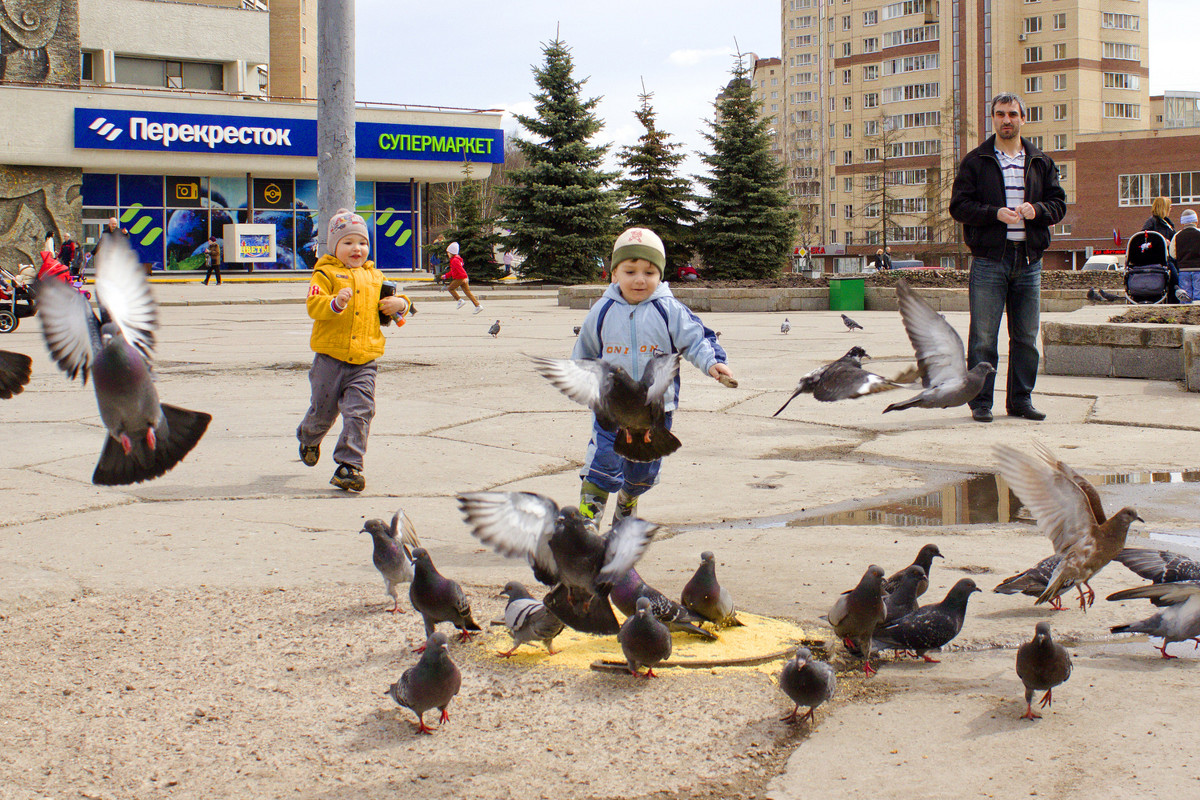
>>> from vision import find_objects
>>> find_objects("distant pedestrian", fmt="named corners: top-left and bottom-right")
top-left (445, 242), bottom-right (482, 314)
top-left (1171, 209), bottom-right (1200, 303)
top-left (874, 249), bottom-right (892, 271)
top-left (428, 234), bottom-right (446, 283)
top-left (1142, 196), bottom-right (1175, 241)
top-left (502, 250), bottom-right (514, 277)
top-left (202, 237), bottom-right (223, 286)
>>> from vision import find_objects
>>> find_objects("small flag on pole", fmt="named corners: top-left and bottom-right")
top-left (1113, 227), bottom-right (1121, 245)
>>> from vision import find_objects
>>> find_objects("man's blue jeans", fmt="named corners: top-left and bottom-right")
top-left (967, 244), bottom-right (1041, 412)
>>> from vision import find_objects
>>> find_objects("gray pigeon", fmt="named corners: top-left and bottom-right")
top-left (883, 565), bottom-right (926, 624)
top-left (498, 581), bottom-right (564, 656)
top-left (488, 320), bottom-right (501, 338)
top-left (573, 325), bottom-right (582, 335)
top-left (0, 350), bottom-right (32, 399)
top-left (873, 578), bottom-right (981, 662)
top-left (1098, 288), bottom-right (1122, 302)
top-left (457, 491), bottom-right (658, 635)
top-left (841, 313), bottom-right (863, 331)
top-left (1086, 287), bottom-right (1103, 303)
top-left (993, 554), bottom-right (1075, 610)
top-left (36, 237), bottom-right (210, 485)
top-left (1115, 548), bottom-right (1200, 586)
top-left (408, 547), bottom-right (482, 647)
top-left (779, 646), bottom-right (836, 724)
top-left (362, 509), bottom-right (421, 613)
top-left (780, 318), bottom-right (791, 334)
top-left (618, 596), bottom-right (672, 677)
top-left (1015, 621), bottom-right (1072, 720)
top-left (681, 551), bottom-right (744, 628)
top-left (883, 280), bottom-right (995, 414)
top-left (774, 347), bottom-right (906, 414)
top-left (530, 353), bottom-right (682, 462)
top-left (883, 543), bottom-right (943, 596)
top-left (1108, 581), bottom-right (1200, 658)
top-left (825, 564), bottom-right (887, 675)
top-left (386, 631), bottom-right (462, 734)
top-left (610, 568), bottom-right (717, 640)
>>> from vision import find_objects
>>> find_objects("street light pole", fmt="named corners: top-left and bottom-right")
top-left (317, 0), bottom-right (356, 256)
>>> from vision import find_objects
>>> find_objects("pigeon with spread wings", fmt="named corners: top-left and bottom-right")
top-left (774, 347), bottom-right (912, 415)
top-left (0, 350), bottom-right (32, 399)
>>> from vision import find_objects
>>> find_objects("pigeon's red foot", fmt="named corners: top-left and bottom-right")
top-left (439, 708), bottom-right (451, 724)
top-left (624, 430), bottom-right (633, 444)
top-left (842, 636), bottom-right (856, 650)
top-left (1020, 704), bottom-right (1042, 720)
top-left (415, 716), bottom-right (435, 735)
top-left (413, 644), bottom-right (427, 654)
top-left (921, 654), bottom-right (941, 663)
top-left (1049, 596), bottom-right (1065, 611)
top-left (863, 661), bottom-right (877, 677)
top-left (780, 706), bottom-right (800, 723)
top-left (456, 629), bottom-right (478, 643)
top-left (642, 430), bottom-right (652, 444)
top-left (497, 647), bottom-right (519, 658)
top-left (1158, 642), bottom-right (1178, 659)
top-left (643, 667), bottom-right (658, 678)
top-left (145, 426), bottom-right (156, 451)
top-left (1038, 689), bottom-right (1054, 708)
top-left (119, 433), bottom-right (133, 455)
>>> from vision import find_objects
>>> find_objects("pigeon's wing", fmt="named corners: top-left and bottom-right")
top-left (1115, 549), bottom-right (1200, 584)
top-left (994, 444), bottom-right (1096, 554)
top-left (0, 350), bottom-right (32, 399)
top-left (597, 517), bottom-right (660, 586)
top-left (458, 491), bottom-right (561, 580)
top-left (391, 509), bottom-right (421, 580)
top-left (1108, 580), bottom-right (1200, 605)
top-left (94, 237), bottom-right (157, 363)
top-left (1035, 441), bottom-right (1106, 524)
top-left (529, 356), bottom-right (612, 414)
top-left (36, 278), bottom-right (102, 382)
top-left (896, 281), bottom-right (966, 389)
top-left (812, 362), bottom-right (898, 402)
top-left (641, 352), bottom-right (681, 405)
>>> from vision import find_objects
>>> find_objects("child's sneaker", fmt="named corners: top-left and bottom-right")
top-left (456, 299), bottom-right (466, 309)
top-left (472, 305), bottom-right (483, 315)
top-left (331, 464), bottom-right (365, 492)
top-left (614, 489), bottom-right (639, 521)
top-left (299, 442), bottom-right (320, 467)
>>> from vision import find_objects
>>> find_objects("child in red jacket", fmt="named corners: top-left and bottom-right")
top-left (445, 242), bottom-right (482, 314)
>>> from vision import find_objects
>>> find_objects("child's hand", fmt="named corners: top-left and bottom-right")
top-left (709, 363), bottom-right (738, 388)
top-left (379, 295), bottom-right (407, 316)
top-left (335, 287), bottom-right (352, 309)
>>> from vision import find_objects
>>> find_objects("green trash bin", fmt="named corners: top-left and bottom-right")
top-left (828, 276), bottom-right (865, 311)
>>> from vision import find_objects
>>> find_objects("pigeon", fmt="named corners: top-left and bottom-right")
top-left (1015, 621), bottom-right (1072, 720)
top-left (1099, 288), bottom-right (1123, 302)
top-left (529, 353), bottom-right (682, 462)
top-left (681, 550), bottom-right (744, 628)
top-left (872, 578), bottom-right (981, 662)
top-left (781, 318), bottom-right (791, 334)
top-left (488, 320), bottom-right (501, 338)
top-left (1115, 548), bottom-right (1200, 586)
top-left (36, 236), bottom-right (211, 485)
top-left (779, 646), bottom-right (836, 724)
top-left (883, 543), bottom-right (943, 597)
top-left (618, 597), bottom-right (672, 677)
top-left (883, 280), bottom-right (995, 414)
top-left (573, 325), bottom-right (582, 335)
top-left (408, 547), bottom-right (482, 647)
top-left (824, 565), bottom-right (887, 675)
top-left (457, 491), bottom-right (659, 635)
top-left (362, 509), bottom-right (421, 613)
top-left (610, 568), bottom-right (717, 640)
top-left (841, 313), bottom-right (863, 331)
top-left (1086, 287), bottom-right (1103, 303)
top-left (993, 554), bottom-right (1076, 610)
top-left (883, 565), bottom-right (926, 624)
top-left (386, 631), bottom-right (462, 735)
top-left (498, 581), bottom-right (565, 657)
top-left (773, 347), bottom-right (906, 414)
top-left (0, 350), bottom-right (32, 399)
top-left (994, 442), bottom-right (1143, 610)
top-left (1108, 581), bottom-right (1200, 658)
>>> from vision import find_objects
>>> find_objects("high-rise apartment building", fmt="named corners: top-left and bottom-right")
top-left (269, 0), bottom-right (319, 100)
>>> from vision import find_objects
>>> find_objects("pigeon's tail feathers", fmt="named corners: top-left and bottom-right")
top-left (0, 350), bottom-right (32, 399)
top-left (92, 403), bottom-right (211, 486)
top-left (1035, 569), bottom-right (1070, 606)
top-left (882, 394), bottom-right (924, 414)
top-left (993, 572), bottom-right (1044, 596)
top-left (1111, 616), bottom-right (1163, 636)
top-left (668, 619), bottom-right (719, 640)
top-left (613, 427), bottom-right (681, 462)
top-left (889, 364), bottom-right (922, 385)
top-left (773, 388), bottom-right (804, 417)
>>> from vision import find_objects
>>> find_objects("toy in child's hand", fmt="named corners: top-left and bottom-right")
top-left (378, 281), bottom-right (412, 327)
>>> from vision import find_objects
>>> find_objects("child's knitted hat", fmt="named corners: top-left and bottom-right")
top-left (328, 208), bottom-right (369, 252)
top-left (612, 227), bottom-right (666, 273)
top-left (1182, 209), bottom-right (1198, 226)
top-left (447, 241), bottom-right (460, 255)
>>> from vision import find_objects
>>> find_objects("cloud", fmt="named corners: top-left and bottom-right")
top-left (667, 46), bottom-right (735, 67)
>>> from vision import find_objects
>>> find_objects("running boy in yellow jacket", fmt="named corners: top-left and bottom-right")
top-left (297, 208), bottom-right (408, 492)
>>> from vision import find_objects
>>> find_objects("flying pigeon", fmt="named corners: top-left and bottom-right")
top-left (1015, 621), bottom-right (1072, 720)
top-left (386, 631), bottom-right (462, 734)
top-left (779, 646), bottom-right (836, 724)
top-left (883, 543), bottom-right (943, 597)
top-left (781, 318), bottom-right (791, 335)
top-left (36, 236), bottom-right (210, 485)
top-left (872, 578), bottom-right (981, 662)
top-left (362, 509), bottom-right (421, 613)
top-left (841, 313), bottom-right (863, 331)
top-left (0, 350), bottom-right (32, 399)
top-left (993, 554), bottom-right (1075, 610)
top-left (773, 347), bottom-right (906, 414)
top-left (498, 581), bottom-right (565, 657)
top-left (883, 280), bottom-right (995, 414)
top-left (882, 565), bottom-right (926, 624)
top-left (618, 596), bottom-right (672, 677)
top-left (994, 442), bottom-right (1143, 610)
top-left (1115, 548), bottom-right (1200, 585)
top-left (610, 568), bottom-right (716, 640)
top-left (1098, 288), bottom-right (1122, 302)
top-left (408, 547), bottom-right (482, 647)
top-left (825, 565), bottom-right (887, 675)
top-left (488, 320), bottom-right (501, 338)
top-left (529, 353), bottom-right (682, 462)
top-left (1108, 581), bottom-right (1200, 658)
top-left (681, 550), bottom-right (744, 628)
top-left (457, 491), bottom-right (659, 635)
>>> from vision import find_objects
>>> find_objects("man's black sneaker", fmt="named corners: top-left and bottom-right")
top-left (331, 464), bottom-right (365, 492)
top-left (299, 442), bottom-right (320, 467)
top-left (971, 407), bottom-right (993, 423)
top-left (1006, 406), bottom-right (1047, 421)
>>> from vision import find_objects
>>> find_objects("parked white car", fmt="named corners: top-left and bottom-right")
top-left (1081, 255), bottom-right (1125, 272)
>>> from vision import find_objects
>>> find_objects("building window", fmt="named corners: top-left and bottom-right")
top-left (863, 93), bottom-right (879, 108)
top-left (1104, 72), bottom-right (1140, 90)
top-left (1054, 134), bottom-right (1067, 150)
top-left (1027, 106), bottom-right (1043, 122)
top-left (1025, 47), bottom-right (1042, 63)
top-left (1053, 13), bottom-right (1066, 30)
top-left (843, 123), bottom-right (853, 138)
top-left (1057, 164), bottom-right (1068, 181)
top-left (1118, 171), bottom-right (1200, 206)
top-left (1104, 103), bottom-right (1141, 119)
top-left (1053, 103), bottom-right (1067, 120)
top-left (843, 151), bottom-right (853, 165)
top-left (81, 51), bottom-right (93, 82)
top-left (1024, 17), bottom-right (1042, 34)
top-left (302, 56), bottom-right (307, 73)
top-left (864, 147), bottom-right (880, 162)
top-left (114, 56), bottom-right (223, 91)
top-left (1026, 76), bottom-right (1043, 93)
top-left (863, 64), bottom-right (879, 81)
top-left (301, 27), bottom-right (306, 44)
top-left (846, 232), bottom-right (854, 246)
top-left (842, 69), bottom-right (852, 84)
top-left (842, 15), bottom-right (851, 30)
top-left (1028, 135), bottom-right (1044, 149)
top-left (844, 177), bottom-right (854, 192)
top-left (842, 42), bottom-right (852, 57)
top-left (1102, 13), bottom-right (1139, 31)
top-left (845, 205), bottom-right (854, 219)
top-left (1103, 42), bottom-right (1139, 60)
top-left (1054, 74), bottom-right (1067, 91)
top-left (863, 119), bottom-right (879, 135)
top-left (863, 10), bottom-right (878, 25)
top-left (863, 37), bottom-right (879, 53)
top-left (844, 96), bottom-right (853, 111)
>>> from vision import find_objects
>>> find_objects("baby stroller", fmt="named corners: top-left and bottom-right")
top-left (0, 264), bottom-right (37, 333)
top-left (1123, 230), bottom-right (1172, 304)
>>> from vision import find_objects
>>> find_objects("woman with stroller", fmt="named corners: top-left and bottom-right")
top-left (1141, 196), bottom-right (1186, 303)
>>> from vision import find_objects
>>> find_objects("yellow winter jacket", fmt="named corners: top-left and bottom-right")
top-left (305, 254), bottom-right (386, 364)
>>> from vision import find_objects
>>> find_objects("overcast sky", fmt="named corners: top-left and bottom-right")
top-left (356, 0), bottom-right (1198, 179)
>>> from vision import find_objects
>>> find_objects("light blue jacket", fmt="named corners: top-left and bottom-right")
top-left (571, 282), bottom-right (726, 412)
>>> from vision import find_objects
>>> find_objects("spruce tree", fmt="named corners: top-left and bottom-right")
top-left (695, 55), bottom-right (796, 279)
top-left (445, 162), bottom-right (502, 281)
top-left (616, 90), bottom-right (699, 270)
top-left (499, 37), bottom-right (618, 285)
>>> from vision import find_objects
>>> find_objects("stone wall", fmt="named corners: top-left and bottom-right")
top-left (0, 164), bottom-right (83, 270)
top-left (0, 0), bottom-right (80, 86)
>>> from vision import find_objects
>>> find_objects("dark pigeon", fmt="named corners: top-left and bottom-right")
top-left (883, 280), bottom-right (995, 414)
top-left (841, 313), bottom-right (863, 331)
top-left (1086, 287), bottom-right (1103, 303)
top-left (780, 318), bottom-right (791, 335)
top-left (573, 325), bottom-right (582, 335)
top-left (610, 568), bottom-right (716, 640)
top-left (1015, 621), bottom-right (1072, 719)
top-left (779, 646), bottom-right (836, 724)
top-left (883, 565), bottom-right (926, 624)
top-left (1108, 580), bottom-right (1200, 658)
top-left (993, 554), bottom-right (1075, 610)
top-left (681, 551), bottom-right (744, 628)
top-left (872, 578), bottom-right (981, 662)
top-left (488, 320), bottom-right (501, 338)
top-left (386, 631), bottom-right (462, 735)
top-left (530, 352), bottom-right (681, 462)
top-left (498, 581), bottom-right (565, 657)
top-left (0, 350), bottom-right (32, 399)
top-left (1115, 548), bottom-right (1200, 586)
top-left (408, 547), bottom-right (482, 648)
top-left (618, 597), bottom-right (672, 677)
top-left (883, 543), bottom-right (943, 597)
top-left (362, 509), bottom-right (421, 613)
top-left (36, 236), bottom-right (210, 485)
top-left (774, 347), bottom-right (906, 414)
top-left (824, 565), bottom-right (887, 675)
top-left (1099, 288), bottom-right (1122, 302)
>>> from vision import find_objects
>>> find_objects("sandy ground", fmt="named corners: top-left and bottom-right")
top-left (3, 283), bottom-right (1200, 799)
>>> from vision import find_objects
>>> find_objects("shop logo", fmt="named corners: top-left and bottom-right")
top-left (377, 208), bottom-right (412, 249)
top-left (88, 117), bottom-right (124, 142)
top-left (175, 182), bottom-right (200, 201)
top-left (263, 183), bottom-right (282, 204)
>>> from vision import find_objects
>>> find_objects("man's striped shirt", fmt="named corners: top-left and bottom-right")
top-left (995, 145), bottom-right (1027, 241)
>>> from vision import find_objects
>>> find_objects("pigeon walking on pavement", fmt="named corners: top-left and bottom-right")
top-left (0, 350), bottom-right (32, 399)
top-left (825, 565), bottom-right (887, 675)
top-left (1099, 288), bottom-right (1123, 302)
top-left (386, 632), bottom-right (462, 735)
top-left (841, 313), bottom-right (863, 331)
top-left (1108, 581), bottom-right (1200, 658)
top-left (780, 318), bottom-right (791, 335)
top-left (529, 352), bottom-right (682, 462)
top-left (993, 554), bottom-right (1075, 610)
top-left (488, 320), bottom-right (501, 338)
top-left (1015, 621), bottom-right (1073, 720)
top-left (610, 568), bottom-right (717, 640)
top-left (883, 543), bottom-right (943, 597)
top-left (362, 509), bottom-right (421, 613)
top-left (36, 236), bottom-right (211, 485)
top-left (779, 646), bottom-right (836, 724)
top-left (995, 442), bottom-right (1143, 610)
top-left (1086, 287), bottom-right (1103, 303)
top-left (681, 551), bottom-right (744, 628)
top-left (883, 280), bottom-right (995, 414)
top-left (618, 597), bottom-right (673, 677)
top-left (882, 565), bottom-right (927, 624)
top-left (773, 347), bottom-right (907, 414)
top-left (1115, 548), bottom-right (1200, 585)
top-left (498, 581), bottom-right (565, 656)
top-left (872, 578), bottom-right (981, 662)
top-left (408, 547), bottom-right (482, 647)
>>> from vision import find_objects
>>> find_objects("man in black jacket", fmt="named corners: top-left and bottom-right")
top-left (949, 92), bottom-right (1066, 423)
